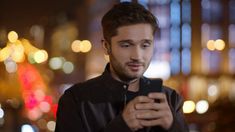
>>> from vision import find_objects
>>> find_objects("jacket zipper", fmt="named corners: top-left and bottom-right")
top-left (123, 85), bottom-right (128, 107)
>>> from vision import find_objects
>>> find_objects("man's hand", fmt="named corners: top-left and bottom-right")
top-left (135, 93), bottom-right (173, 130)
top-left (122, 96), bottom-right (154, 131)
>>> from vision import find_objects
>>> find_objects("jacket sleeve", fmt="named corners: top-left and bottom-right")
top-left (55, 90), bottom-right (85, 132)
top-left (167, 90), bottom-right (189, 132)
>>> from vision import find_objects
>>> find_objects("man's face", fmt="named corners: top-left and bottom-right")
top-left (106, 23), bottom-right (154, 82)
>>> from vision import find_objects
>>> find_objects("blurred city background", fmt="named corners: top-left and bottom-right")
top-left (0, 0), bottom-right (235, 131)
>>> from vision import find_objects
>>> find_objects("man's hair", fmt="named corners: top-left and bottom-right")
top-left (101, 2), bottom-right (158, 43)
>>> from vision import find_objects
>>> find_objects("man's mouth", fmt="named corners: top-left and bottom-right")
top-left (127, 63), bottom-right (143, 71)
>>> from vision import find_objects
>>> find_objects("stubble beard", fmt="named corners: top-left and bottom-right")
top-left (110, 58), bottom-right (147, 83)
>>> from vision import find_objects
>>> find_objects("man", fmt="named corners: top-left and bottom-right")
top-left (55, 2), bottom-right (188, 132)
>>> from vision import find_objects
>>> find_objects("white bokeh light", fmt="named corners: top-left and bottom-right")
top-left (62, 61), bottom-right (74, 74)
top-left (47, 121), bottom-right (56, 132)
top-left (208, 85), bottom-right (219, 97)
top-left (0, 108), bottom-right (4, 118)
top-left (21, 124), bottom-right (35, 132)
top-left (196, 100), bottom-right (209, 114)
top-left (49, 57), bottom-right (64, 70)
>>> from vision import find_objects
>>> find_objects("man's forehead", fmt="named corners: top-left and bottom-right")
top-left (113, 24), bottom-right (154, 40)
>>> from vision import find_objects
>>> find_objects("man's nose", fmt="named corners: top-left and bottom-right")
top-left (130, 47), bottom-right (141, 60)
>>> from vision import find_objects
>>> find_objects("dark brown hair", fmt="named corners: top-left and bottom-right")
top-left (101, 2), bottom-right (158, 43)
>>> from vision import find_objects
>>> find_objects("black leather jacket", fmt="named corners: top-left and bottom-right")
top-left (55, 66), bottom-right (189, 132)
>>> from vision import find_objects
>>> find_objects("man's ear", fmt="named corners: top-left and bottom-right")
top-left (102, 39), bottom-right (111, 55)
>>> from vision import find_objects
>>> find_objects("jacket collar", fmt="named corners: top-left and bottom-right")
top-left (101, 63), bottom-right (150, 94)
top-left (101, 63), bottom-right (128, 91)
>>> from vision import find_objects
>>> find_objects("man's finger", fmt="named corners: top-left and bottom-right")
top-left (148, 93), bottom-right (167, 102)
top-left (135, 102), bottom-right (156, 110)
top-left (133, 96), bottom-right (154, 104)
top-left (135, 102), bottom-right (164, 110)
top-left (139, 119), bottom-right (162, 127)
top-left (135, 110), bottom-right (163, 119)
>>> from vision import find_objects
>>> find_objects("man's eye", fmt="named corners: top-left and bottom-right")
top-left (120, 43), bottom-right (130, 47)
top-left (142, 43), bottom-right (151, 48)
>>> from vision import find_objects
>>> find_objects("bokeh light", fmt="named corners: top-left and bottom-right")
top-left (62, 61), bottom-right (74, 74)
top-left (34, 89), bottom-right (45, 102)
top-left (208, 84), bottom-right (219, 97)
top-left (214, 39), bottom-right (225, 51)
top-left (0, 46), bottom-right (11, 62)
top-left (34, 50), bottom-right (48, 63)
top-left (0, 108), bottom-right (4, 118)
top-left (71, 40), bottom-right (81, 52)
top-left (8, 31), bottom-right (18, 43)
top-left (27, 108), bottom-right (42, 121)
top-left (206, 39), bottom-right (225, 51)
top-left (4, 59), bottom-right (18, 73)
top-left (49, 57), bottom-right (64, 70)
top-left (47, 121), bottom-right (56, 132)
top-left (196, 100), bottom-right (209, 114)
top-left (39, 101), bottom-right (51, 113)
top-left (183, 100), bottom-right (195, 114)
top-left (11, 40), bottom-right (25, 62)
top-left (80, 40), bottom-right (92, 53)
top-left (21, 124), bottom-right (35, 132)
top-left (207, 40), bottom-right (215, 51)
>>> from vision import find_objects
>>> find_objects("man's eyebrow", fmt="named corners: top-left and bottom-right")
top-left (118, 39), bottom-right (133, 43)
top-left (117, 39), bottom-right (153, 44)
top-left (141, 39), bottom-right (153, 43)
top-left (117, 39), bottom-right (134, 43)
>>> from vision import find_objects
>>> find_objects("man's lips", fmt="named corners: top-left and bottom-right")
top-left (127, 63), bottom-right (143, 71)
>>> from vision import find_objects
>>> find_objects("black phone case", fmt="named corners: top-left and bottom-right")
top-left (140, 78), bottom-right (163, 96)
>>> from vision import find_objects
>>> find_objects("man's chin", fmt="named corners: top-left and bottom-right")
top-left (128, 71), bottom-right (143, 77)
top-left (117, 74), bottom-right (139, 83)
top-left (125, 74), bottom-right (142, 81)
top-left (120, 77), bottom-right (138, 83)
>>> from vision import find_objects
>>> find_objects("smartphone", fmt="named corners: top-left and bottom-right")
top-left (139, 78), bottom-right (163, 96)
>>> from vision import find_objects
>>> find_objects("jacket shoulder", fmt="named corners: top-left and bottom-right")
top-left (62, 75), bottom-right (106, 101)
top-left (71, 74), bottom-right (103, 90)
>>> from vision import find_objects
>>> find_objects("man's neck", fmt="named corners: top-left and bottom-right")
top-left (127, 79), bottom-right (139, 92)
top-left (110, 72), bottom-right (140, 92)
top-left (114, 76), bottom-right (140, 92)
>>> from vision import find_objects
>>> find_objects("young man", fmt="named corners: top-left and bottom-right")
top-left (55, 2), bottom-right (188, 132)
